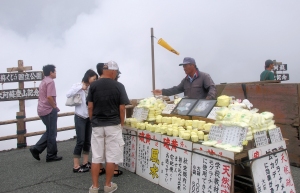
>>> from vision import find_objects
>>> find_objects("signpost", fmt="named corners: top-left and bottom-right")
top-left (0, 88), bottom-right (39, 101)
top-left (272, 60), bottom-right (289, 81)
top-left (0, 71), bottom-right (43, 83)
top-left (275, 73), bottom-right (289, 81)
top-left (0, 60), bottom-right (43, 148)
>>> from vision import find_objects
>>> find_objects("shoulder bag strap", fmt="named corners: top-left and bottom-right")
top-left (263, 71), bottom-right (270, 81)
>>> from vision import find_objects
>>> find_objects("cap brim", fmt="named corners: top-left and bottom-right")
top-left (179, 62), bottom-right (190, 66)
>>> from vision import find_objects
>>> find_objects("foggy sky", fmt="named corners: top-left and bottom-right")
top-left (1, 0), bottom-right (300, 150)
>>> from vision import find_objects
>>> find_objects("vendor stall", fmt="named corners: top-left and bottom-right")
top-left (121, 93), bottom-right (296, 193)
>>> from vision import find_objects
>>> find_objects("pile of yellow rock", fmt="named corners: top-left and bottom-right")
top-left (125, 95), bottom-right (277, 153)
top-left (136, 97), bottom-right (166, 121)
top-left (125, 116), bottom-right (215, 143)
top-left (215, 95), bottom-right (276, 141)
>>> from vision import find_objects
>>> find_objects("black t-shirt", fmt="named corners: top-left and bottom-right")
top-left (87, 78), bottom-right (130, 127)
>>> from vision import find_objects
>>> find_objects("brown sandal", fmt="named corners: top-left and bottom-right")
top-left (99, 168), bottom-right (106, 176)
top-left (114, 170), bottom-right (123, 177)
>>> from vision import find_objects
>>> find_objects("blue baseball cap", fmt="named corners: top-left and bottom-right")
top-left (179, 57), bottom-right (196, 66)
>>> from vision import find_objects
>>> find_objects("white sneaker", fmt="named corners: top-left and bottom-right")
top-left (89, 185), bottom-right (99, 193)
top-left (104, 182), bottom-right (118, 193)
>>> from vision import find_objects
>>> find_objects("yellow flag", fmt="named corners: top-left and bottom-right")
top-left (157, 38), bottom-right (180, 55)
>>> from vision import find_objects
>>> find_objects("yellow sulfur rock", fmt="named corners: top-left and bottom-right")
top-left (140, 123), bottom-right (145, 130)
top-left (198, 131), bottom-right (204, 140)
top-left (167, 128), bottom-right (173, 136)
top-left (185, 120), bottom-right (193, 127)
top-left (150, 125), bottom-right (156, 132)
top-left (203, 135), bottom-right (209, 141)
top-left (191, 135), bottom-right (199, 142)
top-left (217, 95), bottom-right (231, 107)
top-left (192, 120), bottom-right (199, 128)
top-left (183, 133), bottom-right (191, 140)
top-left (155, 126), bottom-right (161, 133)
top-left (173, 129), bottom-right (179, 137)
top-left (179, 130), bottom-right (185, 139)
top-left (197, 121), bottom-right (206, 130)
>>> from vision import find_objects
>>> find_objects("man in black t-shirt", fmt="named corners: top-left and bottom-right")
top-left (87, 61), bottom-right (129, 193)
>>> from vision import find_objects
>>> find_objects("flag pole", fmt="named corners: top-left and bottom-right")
top-left (151, 28), bottom-right (155, 90)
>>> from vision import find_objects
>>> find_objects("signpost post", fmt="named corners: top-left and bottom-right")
top-left (0, 60), bottom-right (43, 148)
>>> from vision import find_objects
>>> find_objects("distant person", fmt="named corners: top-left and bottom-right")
top-left (88, 61), bottom-right (129, 193)
top-left (66, 69), bottom-right (98, 173)
top-left (152, 57), bottom-right (216, 99)
top-left (260, 59), bottom-right (275, 81)
top-left (29, 64), bottom-right (62, 162)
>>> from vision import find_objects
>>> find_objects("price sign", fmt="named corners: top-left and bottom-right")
top-left (208, 125), bottom-right (224, 142)
top-left (222, 126), bottom-right (248, 147)
top-left (132, 107), bottom-right (149, 122)
top-left (207, 107), bottom-right (221, 120)
top-left (254, 131), bottom-right (269, 147)
top-left (268, 127), bottom-right (284, 143)
top-left (162, 104), bottom-right (176, 114)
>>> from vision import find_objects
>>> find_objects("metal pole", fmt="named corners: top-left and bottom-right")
top-left (151, 28), bottom-right (155, 90)
top-left (273, 59), bottom-right (277, 80)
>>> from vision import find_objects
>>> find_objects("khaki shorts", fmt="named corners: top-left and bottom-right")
top-left (91, 124), bottom-right (125, 164)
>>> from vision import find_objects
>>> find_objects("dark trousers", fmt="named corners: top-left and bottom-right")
top-left (73, 114), bottom-right (92, 157)
top-left (35, 108), bottom-right (58, 159)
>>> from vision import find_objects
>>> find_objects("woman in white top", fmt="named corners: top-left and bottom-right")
top-left (66, 69), bottom-right (98, 173)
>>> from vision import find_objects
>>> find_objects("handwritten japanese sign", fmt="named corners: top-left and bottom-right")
top-left (254, 131), bottom-right (269, 148)
top-left (121, 128), bottom-right (137, 173)
top-left (268, 127), bottom-right (284, 144)
top-left (132, 107), bottom-right (149, 122)
top-left (208, 125), bottom-right (224, 142)
top-left (0, 88), bottom-right (39, 101)
top-left (207, 107), bottom-right (221, 120)
top-left (159, 135), bottom-right (192, 193)
top-left (0, 71), bottom-right (43, 83)
top-left (162, 104), bottom-right (176, 114)
top-left (191, 144), bottom-right (234, 193)
top-left (222, 126), bottom-right (248, 147)
top-left (251, 151), bottom-right (296, 193)
top-left (136, 130), bottom-right (161, 184)
top-left (248, 141), bottom-right (286, 160)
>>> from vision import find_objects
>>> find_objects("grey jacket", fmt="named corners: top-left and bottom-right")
top-left (162, 70), bottom-right (216, 99)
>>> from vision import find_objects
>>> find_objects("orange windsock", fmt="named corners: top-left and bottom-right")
top-left (157, 38), bottom-right (180, 55)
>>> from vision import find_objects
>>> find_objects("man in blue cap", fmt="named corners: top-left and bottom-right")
top-left (260, 59), bottom-right (275, 81)
top-left (152, 57), bottom-right (216, 99)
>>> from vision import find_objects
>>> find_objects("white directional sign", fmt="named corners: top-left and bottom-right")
top-left (273, 64), bottom-right (287, 71)
top-left (0, 71), bottom-right (43, 83)
top-left (275, 73), bottom-right (289, 81)
top-left (0, 88), bottom-right (39, 101)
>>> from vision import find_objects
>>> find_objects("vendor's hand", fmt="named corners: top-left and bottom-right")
top-left (152, 89), bottom-right (162, 96)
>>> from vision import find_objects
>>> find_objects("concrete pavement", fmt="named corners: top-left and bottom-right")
top-left (0, 139), bottom-right (299, 193)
